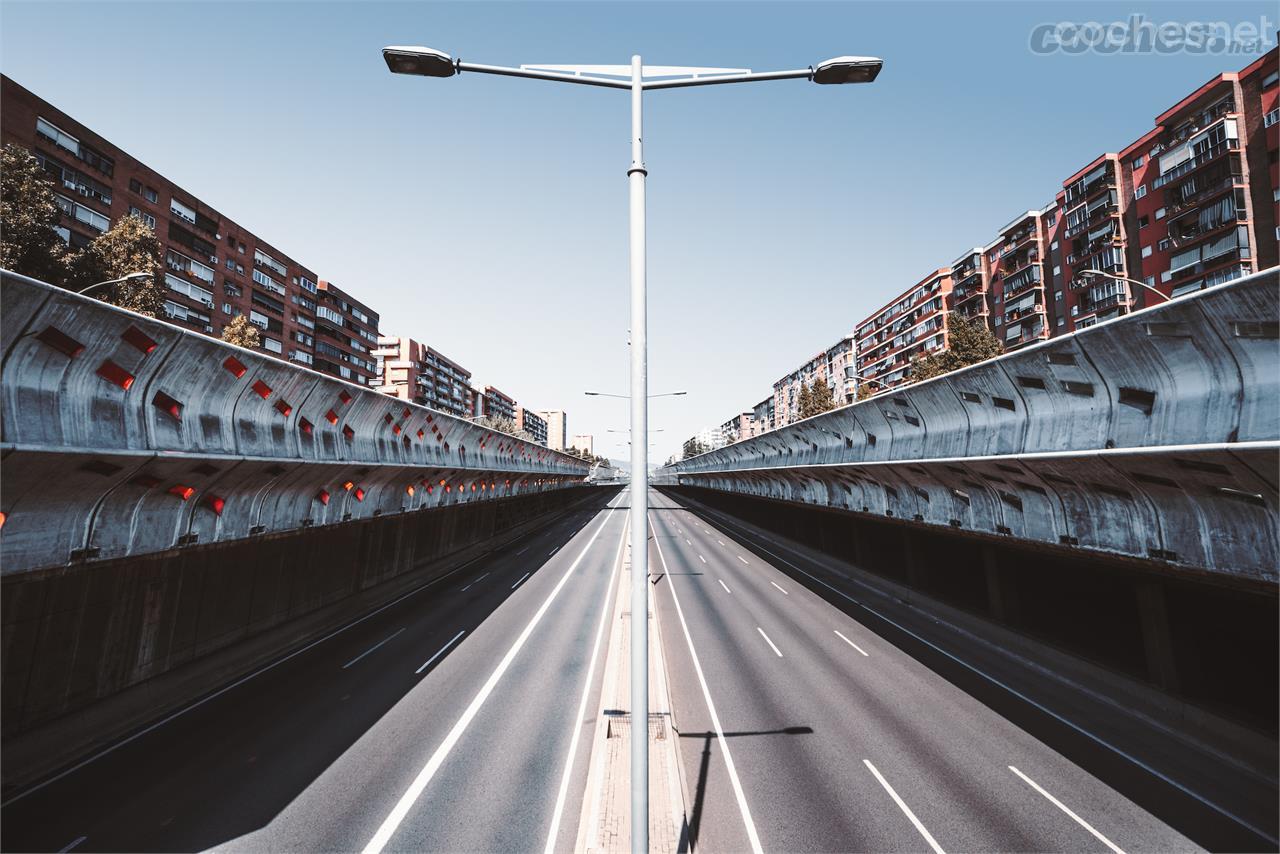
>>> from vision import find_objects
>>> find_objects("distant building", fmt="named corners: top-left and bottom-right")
top-left (854, 268), bottom-right (951, 391)
top-left (314, 281), bottom-right (380, 387)
top-left (515, 407), bottom-right (548, 446)
top-left (475, 385), bottom-right (517, 422)
top-left (752, 396), bottom-right (776, 435)
top-left (719, 412), bottom-right (754, 445)
top-left (372, 335), bottom-right (476, 419)
top-left (571, 434), bottom-right (594, 456)
top-left (540, 410), bottom-right (568, 451)
top-left (771, 334), bottom-right (857, 428)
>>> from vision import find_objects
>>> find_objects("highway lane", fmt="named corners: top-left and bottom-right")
top-left (648, 489), bottom-right (1199, 853)
top-left (1, 488), bottom-right (625, 854)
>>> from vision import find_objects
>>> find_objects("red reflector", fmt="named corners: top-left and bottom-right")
top-left (354, 487), bottom-right (365, 501)
top-left (206, 495), bottom-right (225, 515)
top-left (169, 484), bottom-right (194, 501)
top-left (0, 510), bottom-right (5, 529)
top-left (299, 417), bottom-right (314, 435)
top-left (402, 408), bottom-right (410, 418)
top-left (252, 379), bottom-right (272, 399)
top-left (275, 399), bottom-right (292, 417)
top-left (417, 429), bottom-right (425, 440)
top-left (222, 356), bottom-right (247, 378)
top-left (471, 483), bottom-right (477, 492)
top-left (317, 489), bottom-right (330, 505)
top-left (406, 485), bottom-right (415, 496)
top-left (426, 485), bottom-right (434, 494)
top-left (384, 413), bottom-right (394, 424)
top-left (97, 360), bottom-right (135, 390)
top-left (445, 485), bottom-right (452, 493)
top-left (152, 391), bottom-right (182, 420)
top-left (325, 409), bottom-right (339, 424)
top-left (36, 326), bottom-right (85, 358)
top-left (339, 390), bottom-right (353, 405)
top-left (121, 326), bottom-right (157, 354)
top-left (342, 425), bottom-right (355, 441)
top-left (439, 480), bottom-right (447, 486)
top-left (393, 424), bottom-right (401, 435)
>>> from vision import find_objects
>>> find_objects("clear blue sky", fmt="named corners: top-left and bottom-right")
top-left (3, 1), bottom-right (1273, 463)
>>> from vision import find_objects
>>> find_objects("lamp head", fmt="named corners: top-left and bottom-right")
top-left (383, 46), bottom-right (456, 77)
top-left (812, 56), bottom-right (883, 84)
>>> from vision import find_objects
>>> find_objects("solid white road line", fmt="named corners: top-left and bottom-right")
top-left (1, 543), bottom-right (493, 808)
top-left (685, 538), bottom-right (692, 546)
top-left (834, 630), bottom-right (869, 657)
top-left (717, 540), bottom-right (725, 546)
top-left (737, 555), bottom-right (749, 565)
top-left (698, 554), bottom-right (707, 564)
top-left (543, 517), bottom-right (628, 854)
top-left (549, 547), bottom-right (559, 556)
top-left (516, 547), bottom-right (530, 556)
top-left (756, 627), bottom-right (783, 658)
top-left (718, 579), bottom-right (732, 594)
top-left (415, 630), bottom-right (466, 675)
top-left (511, 571), bottom-right (532, 590)
top-left (864, 759), bottom-right (945, 854)
top-left (1009, 766), bottom-right (1125, 854)
top-left (362, 494), bottom-right (621, 854)
top-left (653, 519), bottom-right (764, 854)
top-left (58, 837), bottom-right (86, 853)
top-left (770, 581), bottom-right (788, 596)
top-left (342, 628), bottom-right (406, 669)
top-left (460, 573), bottom-right (490, 593)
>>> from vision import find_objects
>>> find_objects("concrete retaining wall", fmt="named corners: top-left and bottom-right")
top-left (0, 270), bottom-right (589, 574)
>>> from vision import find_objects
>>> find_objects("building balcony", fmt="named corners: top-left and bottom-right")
top-left (1064, 168), bottom-right (1117, 208)
top-left (1164, 171), bottom-right (1242, 216)
top-left (1064, 202), bottom-right (1119, 239)
top-left (1001, 251), bottom-right (1039, 277)
top-left (1004, 303), bottom-right (1044, 323)
top-left (1166, 210), bottom-right (1241, 249)
top-left (1152, 138), bottom-right (1240, 189)
top-left (1003, 271), bottom-right (1044, 302)
top-left (1001, 229), bottom-right (1036, 255)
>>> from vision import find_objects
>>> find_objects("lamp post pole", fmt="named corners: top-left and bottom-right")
top-left (626, 54), bottom-right (650, 854)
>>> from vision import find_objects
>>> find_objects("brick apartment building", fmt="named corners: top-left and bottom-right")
top-left (854, 268), bottom-right (951, 391)
top-left (372, 335), bottom-right (476, 419)
top-left (990, 207), bottom-right (1054, 349)
top-left (476, 385), bottom-right (517, 421)
top-left (312, 281), bottom-right (379, 385)
top-left (771, 334), bottom-right (857, 428)
top-left (1, 75), bottom-right (384, 377)
top-left (718, 412), bottom-right (754, 446)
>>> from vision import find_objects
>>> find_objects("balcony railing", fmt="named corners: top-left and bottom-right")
top-left (1164, 172), bottom-right (1240, 216)
top-left (1152, 138), bottom-right (1240, 189)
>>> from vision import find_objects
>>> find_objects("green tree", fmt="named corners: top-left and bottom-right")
top-left (220, 314), bottom-right (262, 349)
top-left (68, 214), bottom-right (165, 317)
top-left (910, 314), bottom-right (1004, 382)
top-left (1, 143), bottom-right (67, 283)
top-left (682, 436), bottom-right (707, 460)
top-left (855, 383), bottom-right (877, 402)
top-left (799, 376), bottom-right (836, 419)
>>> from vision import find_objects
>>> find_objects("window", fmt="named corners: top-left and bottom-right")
top-left (290, 350), bottom-right (313, 365)
top-left (1055, 290), bottom-right (1063, 301)
top-left (1138, 215), bottom-right (1149, 229)
top-left (1050, 240), bottom-right (1058, 251)
top-left (143, 186), bottom-right (158, 203)
top-left (1144, 275), bottom-right (1155, 286)
top-left (299, 276), bottom-right (317, 293)
top-left (129, 178), bottom-right (142, 194)
top-left (1134, 184), bottom-right (1147, 199)
top-left (263, 338), bottom-right (283, 354)
top-left (1161, 270), bottom-right (1172, 283)
top-left (36, 117), bottom-right (80, 156)
top-left (57, 194), bottom-right (110, 232)
top-left (1264, 109), bottom-right (1279, 129)
top-left (1131, 155), bottom-right (1144, 169)
top-left (224, 279), bottom-right (241, 296)
top-left (316, 305), bottom-right (343, 325)
top-left (170, 198), bottom-right (197, 224)
top-left (1155, 207), bottom-right (1166, 219)
top-left (253, 249), bottom-right (287, 277)
top-left (1157, 238), bottom-right (1171, 251)
top-left (222, 303), bottom-right (232, 315)
top-left (252, 268), bottom-right (285, 295)
top-left (226, 257), bottom-right (236, 270)
top-left (1045, 213), bottom-right (1056, 227)
top-left (1052, 265), bottom-right (1061, 276)
top-left (248, 310), bottom-right (270, 329)
top-left (1263, 70), bottom-right (1278, 90)
top-left (1141, 245), bottom-right (1153, 258)
top-left (1071, 305), bottom-right (1079, 317)
top-left (165, 274), bottom-right (214, 305)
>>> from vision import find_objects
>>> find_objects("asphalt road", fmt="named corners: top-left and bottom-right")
top-left (1, 488), bottom-right (628, 854)
top-left (648, 488), bottom-right (1201, 854)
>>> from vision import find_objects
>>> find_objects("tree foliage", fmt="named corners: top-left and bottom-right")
top-left (472, 415), bottom-right (537, 443)
top-left (68, 214), bottom-right (166, 317)
top-left (855, 383), bottom-right (877, 401)
top-left (220, 314), bottom-right (262, 349)
top-left (1, 143), bottom-right (67, 283)
top-left (682, 436), bottom-right (710, 460)
top-left (798, 376), bottom-right (836, 419)
top-left (909, 314), bottom-right (1004, 382)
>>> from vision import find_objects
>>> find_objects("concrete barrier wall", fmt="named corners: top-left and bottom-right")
top-left (1, 271), bottom-right (589, 573)
top-left (671, 268), bottom-right (1279, 580)
top-left (0, 485), bottom-right (606, 744)
top-left (678, 267), bottom-right (1279, 474)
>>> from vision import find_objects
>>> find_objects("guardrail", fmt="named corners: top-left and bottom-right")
top-left (670, 267), bottom-right (1280, 580)
top-left (0, 270), bottom-right (589, 574)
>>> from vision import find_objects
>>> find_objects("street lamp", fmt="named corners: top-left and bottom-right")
top-left (844, 366), bottom-right (891, 391)
top-left (79, 272), bottom-right (151, 298)
top-left (381, 46), bottom-right (880, 853)
top-left (585, 390), bottom-right (687, 399)
top-left (1077, 268), bottom-right (1171, 305)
